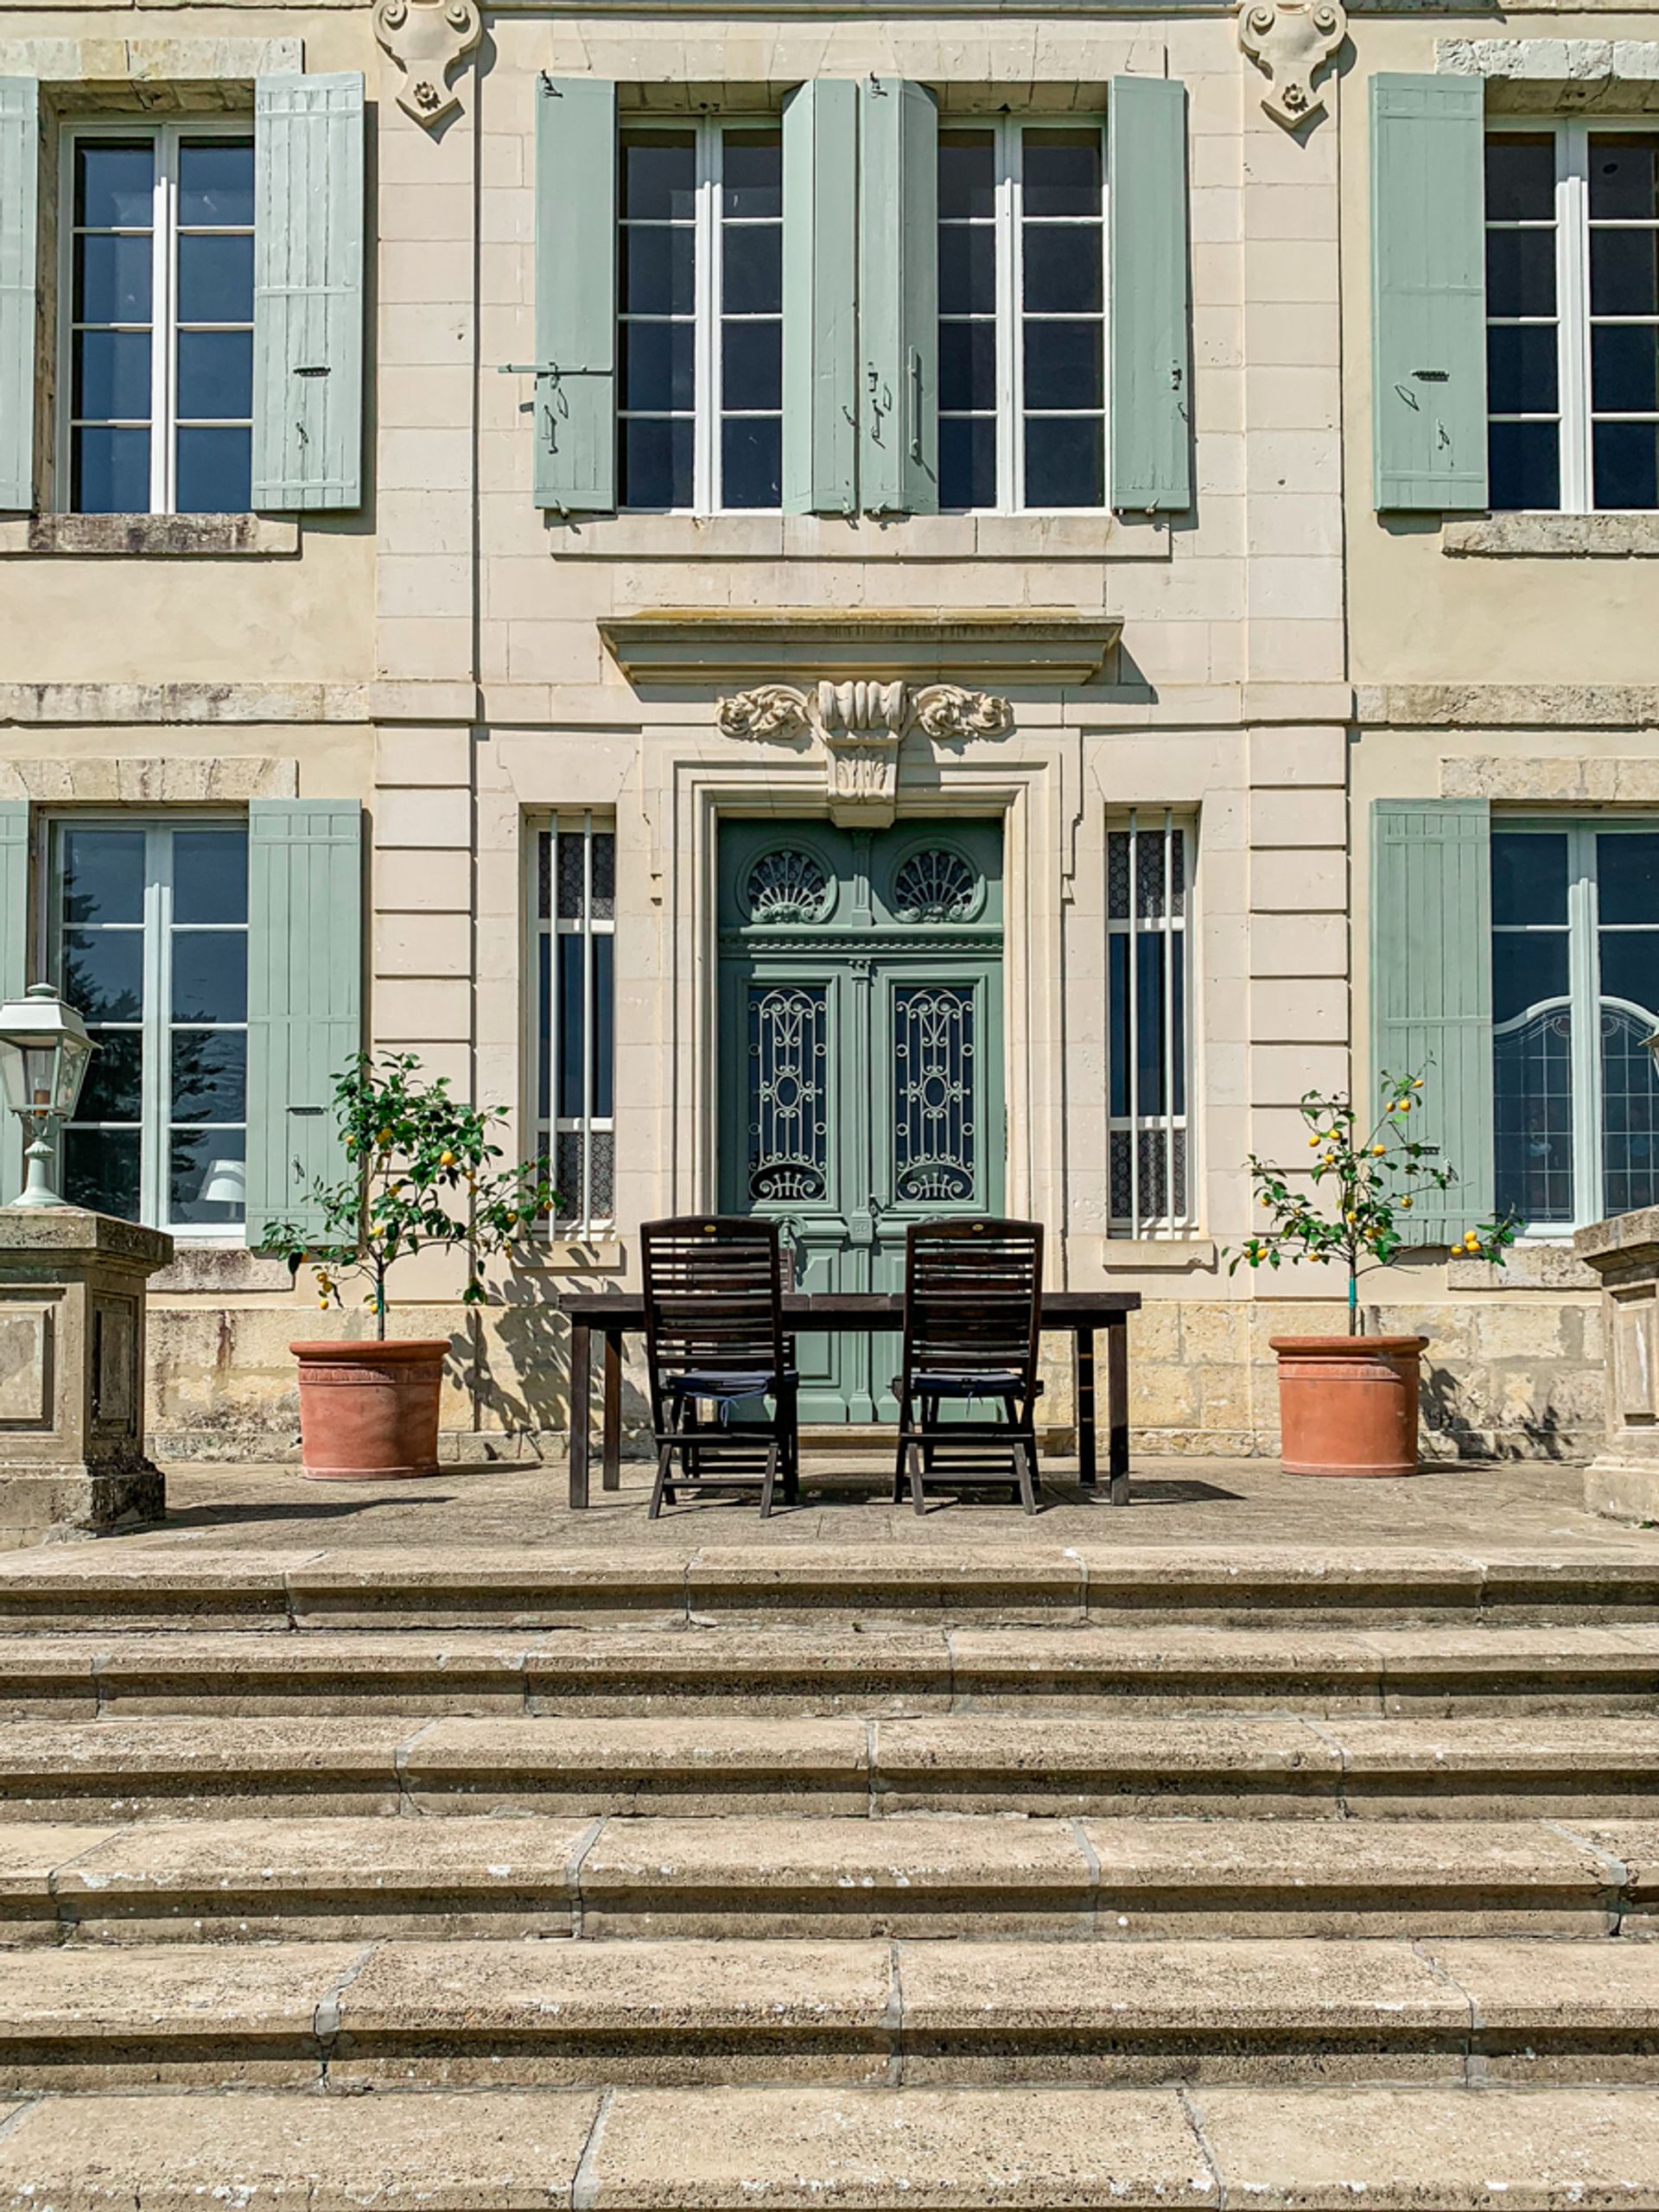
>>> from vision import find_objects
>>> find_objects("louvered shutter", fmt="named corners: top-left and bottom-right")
top-left (782, 79), bottom-right (859, 517)
top-left (252, 73), bottom-right (365, 511)
top-left (858, 78), bottom-right (938, 516)
top-left (534, 76), bottom-right (617, 513)
top-left (1108, 75), bottom-right (1192, 512)
top-left (0, 79), bottom-right (39, 513)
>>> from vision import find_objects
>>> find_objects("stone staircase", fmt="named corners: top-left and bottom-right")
top-left (3, 1539), bottom-right (1659, 2205)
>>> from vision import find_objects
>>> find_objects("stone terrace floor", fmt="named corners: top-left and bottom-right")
top-left (80, 1451), bottom-right (1659, 1555)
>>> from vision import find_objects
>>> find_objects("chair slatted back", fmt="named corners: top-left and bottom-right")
top-left (899, 1217), bottom-right (1044, 1397)
top-left (639, 1216), bottom-right (786, 1403)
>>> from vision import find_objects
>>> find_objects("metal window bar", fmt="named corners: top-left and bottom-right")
top-left (1108, 810), bottom-right (1193, 1238)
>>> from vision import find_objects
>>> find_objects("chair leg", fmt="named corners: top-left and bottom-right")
top-left (893, 1394), bottom-right (911, 1504)
top-left (1015, 1432), bottom-right (1039, 1516)
top-left (907, 1438), bottom-right (926, 1516)
top-left (648, 1441), bottom-right (677, 1521)
top-left (760, 1440), bottom-right (779, 1520)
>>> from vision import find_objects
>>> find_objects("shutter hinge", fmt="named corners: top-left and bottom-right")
top-left (294, 365), bottom-right (331, 378)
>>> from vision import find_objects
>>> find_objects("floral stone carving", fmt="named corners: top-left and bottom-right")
top-left (715, 679), bottom-right (1013, 828)
top-left (375, 0), bottom-right (483, 128)
top-left (1238, 0), bottom-right (1348, 130)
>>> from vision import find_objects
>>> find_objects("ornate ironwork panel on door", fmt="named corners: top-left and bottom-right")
top-left (893, 986), bottom-right (976, 1205)
top-left (747, 984), bottom-right (830, 1202)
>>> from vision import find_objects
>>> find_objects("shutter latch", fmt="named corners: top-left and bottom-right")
top-left (295, 365), bottom-right (331, 378)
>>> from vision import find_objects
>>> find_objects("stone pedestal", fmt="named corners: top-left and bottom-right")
top-left (0, 1208), bottom-right (173, 1546)
top-left (1573, 1208), bottom-right (1659, 1523)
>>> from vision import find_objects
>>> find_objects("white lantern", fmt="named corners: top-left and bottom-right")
top-left (0, 985), bottom-right (97, 1208)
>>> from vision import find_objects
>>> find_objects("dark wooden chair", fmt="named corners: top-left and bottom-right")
top-left (640, 1215), bottom-right (799, 1519)
top-left (892, 1217), bottom-right (1045, 1516)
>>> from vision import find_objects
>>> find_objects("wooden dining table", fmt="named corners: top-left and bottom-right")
top-left (556, 1289), bottom-right (1141, 1510)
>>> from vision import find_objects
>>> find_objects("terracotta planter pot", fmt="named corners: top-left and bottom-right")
top-left (289, 1339), bottom-right (448, 1482)
top-left (1268, 1333), bottom-right (1430, 1478)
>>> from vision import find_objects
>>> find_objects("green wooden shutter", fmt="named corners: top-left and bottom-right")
top-left (252, 73), bottom-right (365, 512)
top-left (246, 801), bottom-right (362, 1244)
top-left (858, 78), bottom-right (938, 516)
top-left (782, 79), bottom-right (859, 517)
top-left (1371, 799), bottom-right (1494, 1240)
top-left (1370, 73), bottom-right (1487, 512)
top-left (1108, 75), bottom-right (1192, 513)
top-left (0, 79), bottom-right (39, 513)
top-left (535, 76), bottom-right (617, 514)
top-left (0, 803), bottom-right (29, 1200)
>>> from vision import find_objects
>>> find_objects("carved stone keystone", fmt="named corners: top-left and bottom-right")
top-left (715, 679), bottom-right (1014, 828)
top-left (1238, 0), bottom-right (1348, 130)
top-left (374, 0), bottom-right (483, 127)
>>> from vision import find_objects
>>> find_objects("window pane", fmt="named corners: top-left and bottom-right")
top-left (721, 225), bottom-right (781, 315)
top-left (1598, 833), bottom-right (1659, 926)
top-left (1492, 831), bottom-right (1568, 926)
top-left (1023, 319), bottom-right (1103, 411)
top-left (1024, 414), bottom-right (1103, 508)
top-left (1591, 228), bottom-right (1659, 317)
top-left (171, 931), bottom-right (248, 1024)
top-left (1494, 1008), bottom-right (1573, 1224)
top-left (620, 416), bottom-right (693, 509)
top-left (1022, 225), bottom-right (1103, 313)
top-left (1485, 135), bottom-right (1556, 222)
top-left (74, 233), bottom-right (152, 323)
top-left (1600, 929), bottom-right (1659, 1015)
top-left (78, 1031), bottom-right (143, 1122)
top-left (1592, 324), bottom-right (1659, 415)
top-left (1493, 930), bottom-right (1568, 1024)
top-left (171, 1029), bottom-right (246, 1122)
top-left (175, 427), bottom-right (251, 515)
top-left (1488, 419), bottom-right (1560, 512)
top-left (73, 330), bottom-right (150, 423)
top-left (1590, 134), bottom-right (1659, 220)
top-left (592, 833), bottom-right (615, 919)
top-left (593, 933), bottom-right (614, 1121)
top-left (1108, 934), bottom-right (1128, 1116)
top-left (621, 226), bottom-right (694, 315)
top-left (62, 931), bottom-right (143, 1023)
top-left (62, 1126), bottom-right (142, 1221)
top-left (177, 138), bottom-right (255, 228)
top-left (721, 320), bottom-right (781, 412)
top-left (169, 1126), bottom-right (246, 1225)
top-left (1135, 933), bottom-right (1167, 1116)
top-left (61, 828), bottom-right (144, 925)
top-left (176, 331), bottom-right (253, 421)
top-left (939, 226), bottom-right (995, 315)
top-left (940, 322), bottom-right (995, 413)
top-left (721, 416), bottom-right (781, 510)
top-left (1022, 129), bottom-right (1101, 217)
top-left (621, 131), bottom-right (696, 221)
top-left (1594, 421), bottom-right (1659, 512)
top-left (1486, 324), bottom-right (1558, 416)
top-left (721, 131), bottom-right (781, 219)
top-left (1485, 229), bottom-right (1555, 319)
top-left (172, 830), bottom-right (248, 925)
top-left (72, 427), bottom-right (149, 514)
top-left (1603, 1007), bottom-right (1659, 1217)
top-left (939, 131), bottom-right (995, 221)
top-left (621, 320), bottom-right (694, 411)
top-left (74, 140), bottom-right (154, 229)
top-left (940, 416), bottom-right (996, 511)
top-left (175, 233), bottom-right (254, 324)
top-left (557, 931), bottom-right (585, 1118)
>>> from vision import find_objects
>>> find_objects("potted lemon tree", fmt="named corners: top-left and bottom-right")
top-left (1231, 1071), bottom-right (1516, 1476)
top-left (263, 1053), bottom-right (555, 1481)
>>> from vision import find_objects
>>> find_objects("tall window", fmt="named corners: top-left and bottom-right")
top-left (1485, 126), bottom-right (1659, 512)
top-left (1108, 812), bottom-right (1192, 1236)
top-left (1493, 823), bottom-right (1659, 1233)
top-left (938, 120), bottom-right (1107, 513)
top-left (62, 124), bottom-right (255, 515)
top-left (618, 122), bottom-right (783, 512)
top-left (48, 820), bottom-right (249, 1232)
top-left (535, 818), bottom-right (616, 1236)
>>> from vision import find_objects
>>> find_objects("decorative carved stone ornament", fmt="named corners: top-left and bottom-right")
top-left (715, 679), bottom-right (1013, 828)
top-left (374, 0), bottom-right (482, 127)
top-left (1238, 0), bottom-right (1347, 130)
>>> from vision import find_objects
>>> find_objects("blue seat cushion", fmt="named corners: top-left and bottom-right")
top-left (665, 1370), bottom-right (795, 1401)
top-left (899, 1372), bottom-right (1043, 1398)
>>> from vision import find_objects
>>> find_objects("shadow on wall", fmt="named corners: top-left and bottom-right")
top-left (448, 1282), bottom-right (650, 1451)
top-left (1419, 1357), bottom-right (1579, 1464)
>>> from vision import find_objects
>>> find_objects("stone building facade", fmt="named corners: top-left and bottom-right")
top-left (0, 0), bottom-right (1652, 1464)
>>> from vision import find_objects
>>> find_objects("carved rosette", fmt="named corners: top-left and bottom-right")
top-left (715, 678), bottom-right (1013, 828)
top-left (375, 0), bottom-right (483, 128)
top-left (1237, 0), bottom-right (1348, 130)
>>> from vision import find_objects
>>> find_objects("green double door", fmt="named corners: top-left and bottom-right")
top-left (718, 819), bottom-right (1005, 1422)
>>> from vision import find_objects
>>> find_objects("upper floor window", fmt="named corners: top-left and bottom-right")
top-left (534, 817), bottom-right (616, 1236)
top-left (618, 122), bottom-right (782, 513)
top-left (938, 120), bottom-right (1106, 513)
top-left (1486, 125), bottom-right (1659, 512)
top-left (61, 124), bottom-right (255, 516)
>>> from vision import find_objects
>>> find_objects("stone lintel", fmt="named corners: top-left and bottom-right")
top-left (1359, 684), bottom-right (1659, 730)
top-left (0, 515), bottom-right (300, 559)
top-left (1444, 513), bottom-right (1659, 557)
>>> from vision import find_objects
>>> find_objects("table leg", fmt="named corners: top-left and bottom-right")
top-left (602, 1329), bottom-right (623, 1491)
top-left (569, 1320), bottom-right (592, 1510)
top-left (1107, 1316), bottom-right (1130, 1508)
top-left (1076, 1325), bottom-right (1097, 1491)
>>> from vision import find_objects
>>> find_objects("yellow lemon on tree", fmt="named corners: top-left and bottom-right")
top-left (440, 1150), bottom-right (456, 1168)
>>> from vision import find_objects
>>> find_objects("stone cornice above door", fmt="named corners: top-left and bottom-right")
top-left (596, 611), bottom-right (1122, 690)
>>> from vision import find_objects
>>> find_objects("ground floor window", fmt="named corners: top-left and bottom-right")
top-left (1108, 810), bottom-right (1193, 1236)
top-left (46, 817), bottom-right (249, 1231)
top-left (1492, 819), bottom-right (1659, 1230)
top-left (534, 816), bottom-right (615, 1236)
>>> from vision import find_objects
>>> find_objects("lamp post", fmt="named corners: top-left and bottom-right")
top-left (0, 985), bottom-right (97, 1209)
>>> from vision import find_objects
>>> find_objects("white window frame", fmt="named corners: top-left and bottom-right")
top-left (1106, 809), bottom-right (1197, 1239)
top-left (617, 114), bottom-right (782, 517)
top-left (528, 812), bottom-right (617, 1238)
top-left (938, 113), bottom-right (1109, 516)
top-left (1486, 119), bottom-right (1659, 514)
top-left (56, 117), bottom-right (255, 518)
top-left (41, 811), bottom-right (250, 1242)
top-left (1492, 815), bottom-right (1659, 1238)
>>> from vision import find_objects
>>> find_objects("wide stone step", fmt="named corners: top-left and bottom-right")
top-left (4, 1541), bottom-right (1659, 1631)
top-left (4, 1713), bottom-right (1659, 1820)
top-left (0, 1812), bottom-right (1646, 1944)
top-left (8, 1624), bottom-right (1659, 1719)
top-left (2, 1933), bottom-right (1659, 2088)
